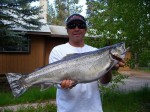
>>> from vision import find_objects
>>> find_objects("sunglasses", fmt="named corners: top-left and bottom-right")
top-left (67, 23), bottom-right (86, 29)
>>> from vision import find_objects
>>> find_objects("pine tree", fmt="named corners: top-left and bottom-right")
top-left (0, 0), bottom-right (43, 49)
top-left (47, 0), bottom-right (82, 25)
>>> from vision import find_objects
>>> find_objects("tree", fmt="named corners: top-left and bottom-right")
top-left (47, 0), bottom-right (82, 25)
top-left (0, 0), bottom-right (43, 50)
top-left (86, 0), bottom-right (150, 68)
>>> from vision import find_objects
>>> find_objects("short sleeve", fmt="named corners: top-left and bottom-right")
top-left (49, 47), bottom-right (61, 64)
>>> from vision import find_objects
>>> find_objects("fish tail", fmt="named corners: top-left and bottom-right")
top-left (6, 73), bottom-right (28, 97)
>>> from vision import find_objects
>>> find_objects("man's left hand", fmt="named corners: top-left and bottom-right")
top-left (112, 55), bottom-right (125, 70)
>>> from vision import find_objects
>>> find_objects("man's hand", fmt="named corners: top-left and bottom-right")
top-left (112, 55), bottom-right (125, 70)
top-left (61, 80), bottom-right (76, 89)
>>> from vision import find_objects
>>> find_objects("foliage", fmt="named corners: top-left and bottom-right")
top-left (85, 37), bottom-right (113, 48)
top-left (47, 0), bottom-right (82, 25)
top-left (139, 49), bottom-right (150, 67)
top-left (98, 71), bottom-right (128, 94)
top-left (0, 0), bottom-right (43, 48)
top-left (86, 0), bottom-right (150, 68)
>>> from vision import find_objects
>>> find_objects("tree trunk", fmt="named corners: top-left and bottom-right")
top-left (134, 53), bottom-right (139, 69)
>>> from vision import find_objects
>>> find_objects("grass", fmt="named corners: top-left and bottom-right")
top-left (137, 67), bottom-right (150, 72)
top-left (0, 87), bottom-right (56, 106)
top-left (102, 87), bottom-right (150, 112)
top-left (1, 86), bottom-right (150, 112)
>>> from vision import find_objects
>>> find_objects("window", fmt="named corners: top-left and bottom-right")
top-left (0, 35), bottom-right (30, 53)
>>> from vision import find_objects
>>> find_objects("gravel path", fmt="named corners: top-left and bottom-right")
top-left (117, 70), bottom-right (150, 92)
top-left (0, 100), bottom-right (56, 112)
top-left (117, 76), bottom-right (150, 92)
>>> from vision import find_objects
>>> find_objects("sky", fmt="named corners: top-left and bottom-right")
top-left (78, 0), bottom-right (87, 16)
top-left (31, 0), bottom-right (87, 16)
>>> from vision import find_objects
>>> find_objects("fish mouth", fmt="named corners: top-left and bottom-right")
top-left (111, 54), bottom-right (123, 61)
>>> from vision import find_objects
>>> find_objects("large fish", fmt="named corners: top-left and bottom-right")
top-left (6, 42), bottom-right (128, 97)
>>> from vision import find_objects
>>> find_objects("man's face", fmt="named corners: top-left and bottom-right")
top-left (67, 20), bottom-right (87, 44)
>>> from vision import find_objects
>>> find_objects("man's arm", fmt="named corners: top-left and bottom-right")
top-left (100, 71), bottom-right (112, 84)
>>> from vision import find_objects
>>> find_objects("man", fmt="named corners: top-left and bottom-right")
top-left (49, 14), bottom-right (125, 112)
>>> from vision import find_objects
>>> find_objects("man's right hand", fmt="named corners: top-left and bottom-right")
top-left (61, 80), bottom-right (76, 89)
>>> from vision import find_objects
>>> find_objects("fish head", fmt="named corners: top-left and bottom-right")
top-left (110, 42), bottom-right (127, 59)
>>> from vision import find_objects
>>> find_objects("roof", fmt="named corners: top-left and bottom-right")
top-left (49, 25), bottom-right (68, 36)
top-left (12, 19), bottom-right (68, 37)
top-left (12, 19), bottom-right (50, 34)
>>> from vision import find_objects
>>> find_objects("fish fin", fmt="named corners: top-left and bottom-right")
top-left (40, 83), bottom-right (54, 91)
top-left (6, 73), bottom-right (27, 97)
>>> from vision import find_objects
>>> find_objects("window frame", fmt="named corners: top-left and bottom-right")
top-left (0, 35), bottom-right (31, 53)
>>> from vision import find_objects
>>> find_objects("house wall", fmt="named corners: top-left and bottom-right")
top-left (0, 35), bottom-right (69, 75)
top-left (0, 35), bottom-right (45, 74)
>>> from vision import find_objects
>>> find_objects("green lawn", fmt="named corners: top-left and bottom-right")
top-left (0, 87), bottom-right (56, 106)
top-left (102, 87), bottom-right (150, 112)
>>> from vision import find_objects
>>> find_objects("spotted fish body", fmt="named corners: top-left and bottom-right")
top-left (6, 42), bottom-right (127, 97)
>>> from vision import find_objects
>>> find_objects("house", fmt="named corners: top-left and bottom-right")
top-left (0, 24), bottom-right (69, 74)
top-left (0, 0), bottom-right (69, 74)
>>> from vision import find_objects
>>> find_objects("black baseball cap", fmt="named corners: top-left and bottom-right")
top-left (66, 14), bottom-right (86, 25)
